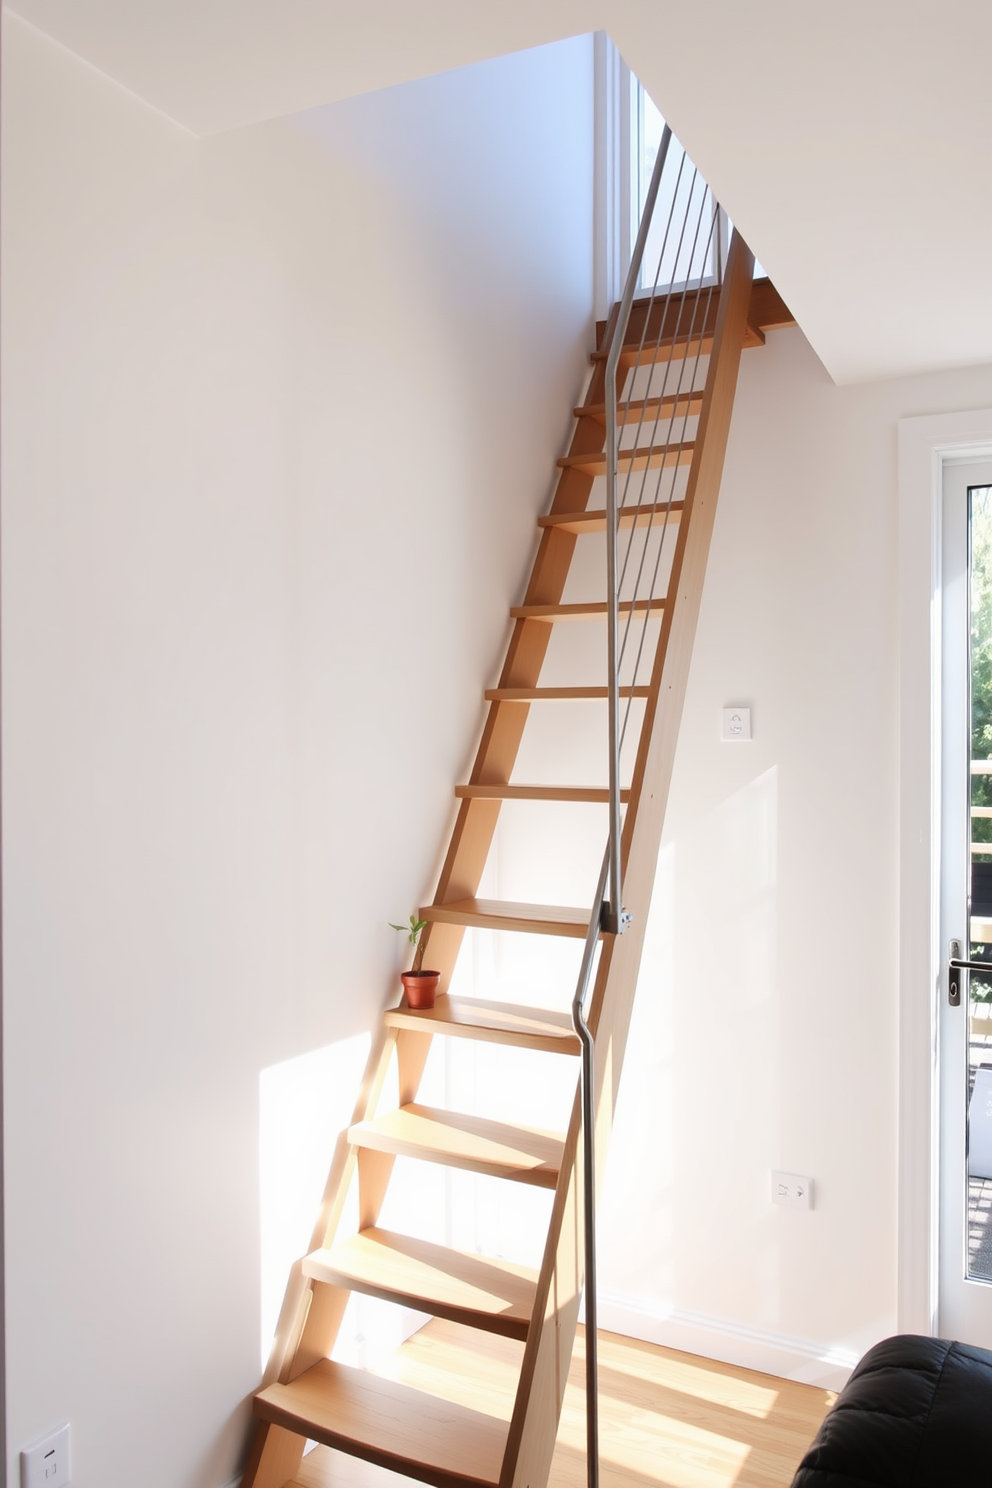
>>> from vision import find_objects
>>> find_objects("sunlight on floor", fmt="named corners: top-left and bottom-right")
top-left (368, 1319), bottom-right (833, 1488)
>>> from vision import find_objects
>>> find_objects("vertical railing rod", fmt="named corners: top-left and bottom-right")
top-left (572, 121), bottom-right (674, 1488)
top-left (602, 123), bottom-right (672, 934)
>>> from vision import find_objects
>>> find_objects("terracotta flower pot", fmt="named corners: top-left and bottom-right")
top-left (400, 970), bottom-right (440, 1010)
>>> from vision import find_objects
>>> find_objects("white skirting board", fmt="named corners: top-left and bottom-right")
top-left (590, 1287), bottom-right (860, 1391)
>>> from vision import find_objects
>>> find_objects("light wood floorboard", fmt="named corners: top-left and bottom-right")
top-left (290, 1319), bottom-right (834, 1488)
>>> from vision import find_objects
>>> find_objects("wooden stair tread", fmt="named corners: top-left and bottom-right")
top-left (590, 332), bottom-right (714, 366)
top-left (484, 685), bottom-right (650, 701)
top-left (385, 993), bottom-right (579, 1054)
top-left (349, 1103), bottom-right (564, 1187)
top-left (590, 320), bottom-right (764, 369)
top-left (539, 502), bottom-right (683, 534)
top-left (303, 1227), bottom-right (538, 1339)
top-left (593, 275), bottom-right (790, 352)
top-left (510, 599), bottom-right (661, 622)
top-left (454, 783), bottom-right (629, 803)
top-left (256, 1359), bottom-right (506, 1488)
top-left (421, 897), bottom-right (594, 939)
top-left (576, 391), bottom-right (705, 424)
top-left (557, 441), bottom-right (694, 475)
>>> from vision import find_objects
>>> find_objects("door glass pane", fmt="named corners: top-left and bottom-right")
top-left (968, 483), bottom-right (992, 1281)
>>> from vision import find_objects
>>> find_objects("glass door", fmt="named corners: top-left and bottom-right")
top-left (939, 457), bottom-right (992, 1345)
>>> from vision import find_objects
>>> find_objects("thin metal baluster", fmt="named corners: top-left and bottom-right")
top-left (616, 150), bottom-right (689, 516)
top-left (616, 177), bottom-right (715, 692)
top-left (620, 220), bottom-right (722, 730)
top-left (622, 243), bottom-right (720, 723)
top-left (604, 123), bottom-right (672, 933)
top-left (616, 164), bottom-right (707, 601)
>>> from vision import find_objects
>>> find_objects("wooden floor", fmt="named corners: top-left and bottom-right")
top-left (292, 1320), bottom-right (834, 1488)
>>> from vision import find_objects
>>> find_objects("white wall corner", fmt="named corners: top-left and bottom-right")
top-left (896, 406), bottom-right (992, 1337)
top-left (595, 1288), bottom-right (858, 1391)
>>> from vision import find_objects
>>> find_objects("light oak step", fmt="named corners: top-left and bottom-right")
top-left (510, 599), bottom-right (661, 622)
top-left (576, 390), bottom-right (705, 424)
top-left (385, 993), bottom-right (580, 1055)
top-left (421, 897), bottom-right (594, 938)
top-left (256, 1359), bottom-right (507, 1488)
top-left (590, 333), bottom-right (714, 367)
top-left (484, 685), bottom-right (650, 701)
top-left (303, 1227), bottom-right (538, 1339)
top-left (557, 441), bottom-right (694, 476)
top-left (454, 783), bottom-right (629, 804)
top-left (539, 502), bottom-right (683, 535)
top-left (593, 276), bottom-right (783, 355)
top-left (349, 1103), bottom-right (564, 1187)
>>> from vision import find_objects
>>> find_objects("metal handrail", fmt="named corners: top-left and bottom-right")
top-left (571, 120), bottom-right (723, 1488)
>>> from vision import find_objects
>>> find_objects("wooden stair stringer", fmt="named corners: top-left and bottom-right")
top-left (500, 231), bottom-right (757, 1488)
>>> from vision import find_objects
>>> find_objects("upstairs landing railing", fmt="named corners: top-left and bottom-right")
top-left (571, 122), bottom-right (728, 1488)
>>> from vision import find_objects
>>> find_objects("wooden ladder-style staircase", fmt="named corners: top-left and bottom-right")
top-left (243, 233), bottom-right (793, 1488)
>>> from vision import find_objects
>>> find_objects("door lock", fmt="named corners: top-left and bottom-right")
top-left (949, 940), bottom-right (962, 1006)
top-left (947, 939), bottom-right (992, 1006)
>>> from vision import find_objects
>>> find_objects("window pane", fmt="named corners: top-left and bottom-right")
top-left (968, 483), bottom-right (992, 1282)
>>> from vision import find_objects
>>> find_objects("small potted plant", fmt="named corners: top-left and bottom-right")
top-left (389, 914), bottom-right (441, 1009)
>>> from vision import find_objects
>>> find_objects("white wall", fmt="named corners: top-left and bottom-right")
top-left (597, 327), bottom-right (992, 1384)
top-left (1, 17), bottom-right (594, 1487)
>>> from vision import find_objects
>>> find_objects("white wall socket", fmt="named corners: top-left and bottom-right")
top-left (771, 1170), bottom-right (813, 1209)
top-left (21, 1424), bottom-right (70, 1488)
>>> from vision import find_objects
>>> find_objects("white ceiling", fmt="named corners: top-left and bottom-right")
top-left (7, 0), bottom-right (992, 385)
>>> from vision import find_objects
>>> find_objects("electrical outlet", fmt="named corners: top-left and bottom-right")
top-left (721, 706), bottom-right (751, 741)
top-left (771, 1170), bottom-right (813, 1209)
top-left (21, 1424), bottom-right (70, 1488)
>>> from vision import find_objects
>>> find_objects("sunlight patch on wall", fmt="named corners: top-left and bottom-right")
top-left (259, 1033), bottom-right (371, 1366)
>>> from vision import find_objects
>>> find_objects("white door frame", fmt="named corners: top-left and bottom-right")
top-left (897, 407), bottom-right (992, 1335)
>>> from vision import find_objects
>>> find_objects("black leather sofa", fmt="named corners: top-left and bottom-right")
top-left (791, 1334), bottom-right (992, 1486)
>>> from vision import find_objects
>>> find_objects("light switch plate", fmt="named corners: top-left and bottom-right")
top-left (721, 706), bottom-right (751, 741)
top-left (21, 1424), bottom-right (70, 1488)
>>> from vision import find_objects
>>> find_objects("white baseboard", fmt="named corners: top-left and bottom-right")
top-left (592, 1287), bottom-right (860, 1391)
